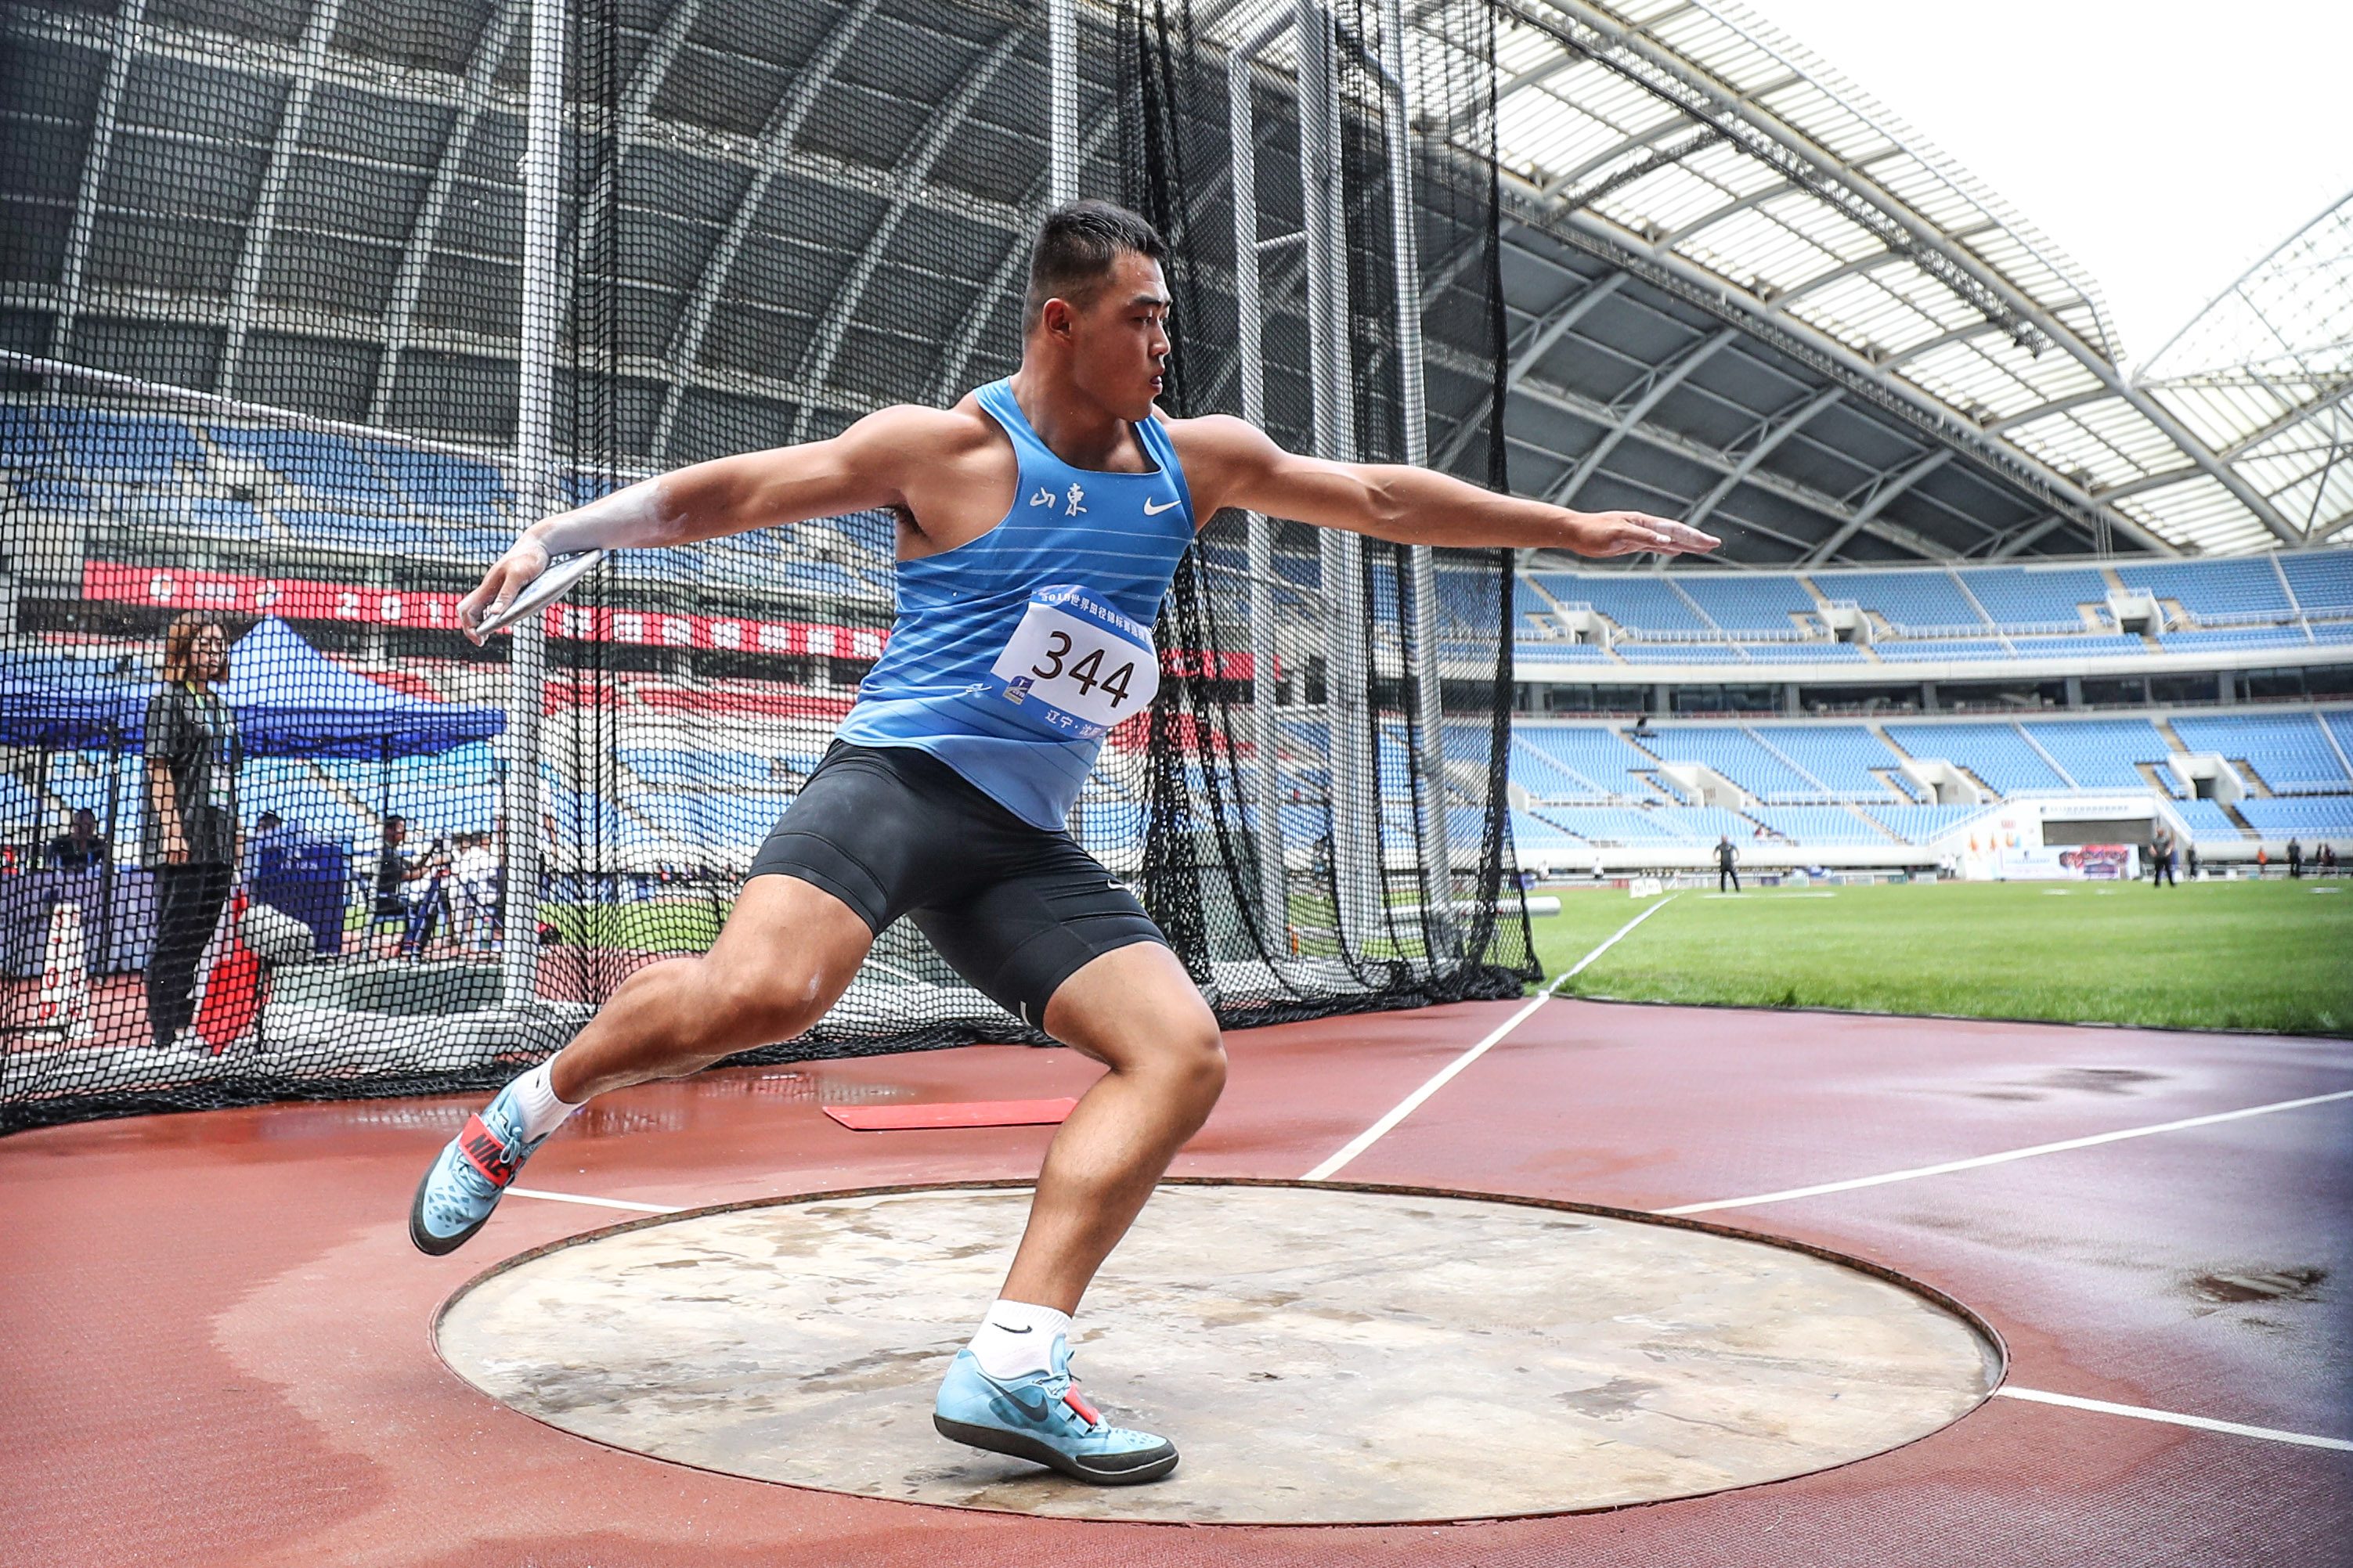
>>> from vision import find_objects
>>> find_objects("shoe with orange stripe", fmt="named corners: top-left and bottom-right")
top-left (407, 1083), bottom-right (548, 1256)
top-left (932, 1334), bottom-right (1177, 1485)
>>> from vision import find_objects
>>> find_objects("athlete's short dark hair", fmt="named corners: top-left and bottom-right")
top-left (1023, 200), bottom-right (1166, 330)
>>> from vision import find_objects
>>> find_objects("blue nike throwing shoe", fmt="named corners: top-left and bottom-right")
top-left (933, 1334), bottom-right (1178, 1485)
top-left (408, 1082), bottom-right (548, 1256)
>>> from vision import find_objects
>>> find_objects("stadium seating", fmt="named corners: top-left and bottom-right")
top-left (1532, 806), bottom-right (1695, 845)
top-left (2172, 800), bottom-right (2245, 842)
top-left (1882, 722), bottom-right (2068, 794)
top-left (1633, 726), bottom-right (1821, 802)
top-left (1747, 725), bottom-right (1908, 800)
top-left (2008, 635), bottom-right (2145, 658)
top-left (1874, 640), bottom-right (2012, 661)
top-left (1863, 803), bottom-right (1997, 843)
top-left (1515, 726), bottom-right (1681, 801)
top-left (1669, 573), bottom-right (1819, 636)
top-left (211, 427), bottom-right (397, 506)
top-left (2157, 627), bottom-right (2311, 654)
top-left (1615, 643), bottom-right (1745, 663)
top-left (1512, 579), bottom-right (1557, 638)
top-left (1744, 643), bottom-right (1867, 662)
top-left (2236, 797), bottom-right (2353, 838)
top-left (1510, 808), bottom-right (1590, 856)
top-left (2169, 713), bottom-right (2351, 793)
top-left (1747, 805), bottom-right (1890, 845)
top-left (2113, 558), bottom-right (2293, 624)
top-left (2022, 719), bottom-right (2179, 794)
top-left (2280, 552), bottom-right (2353, 616)
top-left (1809, 569), bottom-right (1985, 633)
top-left (1514, 642), bottom-right (1611, 663)
top-left (1528, 572), bottom-right (1709, 634)
top-left (1960, 567), bottom-right (2108, 633)
top-left (52, 411), bottom-right (208, 481)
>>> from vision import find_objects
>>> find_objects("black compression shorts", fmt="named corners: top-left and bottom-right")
top-left (745, 741), bottom-right (1167, 1027)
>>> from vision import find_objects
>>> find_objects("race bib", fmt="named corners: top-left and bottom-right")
top-left (987, 584), bottom-right (1159, 739)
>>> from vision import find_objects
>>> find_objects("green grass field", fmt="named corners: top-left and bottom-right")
top-left (1526, 878), bottom-right (2353, 1036)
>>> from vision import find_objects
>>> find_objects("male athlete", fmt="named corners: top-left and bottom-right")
top-left (411, 200), bottom-right (1716, 1484)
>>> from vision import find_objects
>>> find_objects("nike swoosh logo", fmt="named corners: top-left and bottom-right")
top-left (1003, 1387), bottom-right (1051, 1420)
top-left (991, 1323), bottom-right (1033, 1333)
top-left (1142, 497), bottom-right (1182, 515)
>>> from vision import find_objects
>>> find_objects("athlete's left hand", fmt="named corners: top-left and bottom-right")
top-left (1575, 511), bottom-right (1720, 557)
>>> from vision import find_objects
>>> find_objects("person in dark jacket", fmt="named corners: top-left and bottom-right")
top-left (1715, 834), bottom-right (1739, 893)
top-left (2286, 837), bottom-right (2303, 878)
top-left (143, 614), bottom-right (239, 1050)
top-left (45, 807), bottom-right (108, 873)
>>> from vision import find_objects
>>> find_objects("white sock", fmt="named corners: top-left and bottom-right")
top-left (507, 1060), bottom-right (583, 1142)
top-left (967, 1299), bottom-right (1070, 1381)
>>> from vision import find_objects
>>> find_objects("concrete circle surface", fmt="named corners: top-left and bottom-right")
top-left (436, 1182), bottom-right (2000, 1523)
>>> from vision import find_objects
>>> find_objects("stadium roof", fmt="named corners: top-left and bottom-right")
top-left (2137, 190), bottom-right (2353, 548)
top-left (1399, 0), bottom-right (2339, 562)
top-left (8, 0), bottom-right (2335, 564)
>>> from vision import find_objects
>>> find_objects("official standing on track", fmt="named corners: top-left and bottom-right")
top-left (407, 200), bottom-right (1719, 1484)
top-left (143, 613), bottom-right (239, 1052)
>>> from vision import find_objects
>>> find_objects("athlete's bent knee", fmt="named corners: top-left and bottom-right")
top-left (689, 963), bottom-right (825, 1056)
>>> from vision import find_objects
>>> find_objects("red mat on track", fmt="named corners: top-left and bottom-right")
top-left (822, 1097), bottom-right (1077, 1131)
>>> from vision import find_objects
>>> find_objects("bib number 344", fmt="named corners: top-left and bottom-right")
top-left (988, 584), bottom-right (1160, 739)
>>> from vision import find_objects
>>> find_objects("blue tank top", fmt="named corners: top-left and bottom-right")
top-left (834, 379), bottom-right (1196, 829)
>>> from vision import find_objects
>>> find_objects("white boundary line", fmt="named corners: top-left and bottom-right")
top-left (1656, 1088), bottom-right (2353, 1215)
top-left (1997, 1387), bottom-right (2353, 1452)
top-left (1301, 895), bottom-right (1679, 1181)
top-left (507, 1186), bottom-right (684, 1215)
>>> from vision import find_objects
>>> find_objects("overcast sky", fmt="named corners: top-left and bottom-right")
top-left (1740, 0), bottom-right (2353, 369)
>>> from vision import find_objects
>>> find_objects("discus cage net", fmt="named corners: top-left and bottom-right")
top-left (0, 0), bottom-right (1532, 1132)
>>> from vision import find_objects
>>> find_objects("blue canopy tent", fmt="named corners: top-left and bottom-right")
top-left (0, 618), bottom-right (505, 757)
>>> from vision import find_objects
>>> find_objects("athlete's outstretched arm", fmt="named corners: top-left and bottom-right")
top-left (1177, 413), bottom-right (1719, 558)
top-left (457, 406), bottom-right (958, 636)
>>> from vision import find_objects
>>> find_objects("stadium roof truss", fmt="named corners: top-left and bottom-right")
top-left (5, 0), bottom-right (2343, 565)
top-left (1402, 0), bottom-right (2351, 564)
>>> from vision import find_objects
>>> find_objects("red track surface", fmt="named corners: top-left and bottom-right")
top-left (4, 998), bottom-right (2348, 1566)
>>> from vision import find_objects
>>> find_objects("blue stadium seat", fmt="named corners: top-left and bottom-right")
top-left (1514, 642), bottom-right (1611, 664)
top-left (1874, 640), bottom-right (2011, 661)
top-left (2005, 635), bottom-right (2147, 658)
top-left (1747, 725), bottom-right (1908, 800)
top-left (1528, 572), bottom-right (1709, 633)
top-left (1667, 573), bottom-right (1817, 635)
top-left (1516, 726), bottom-right (1681, 801)
top-left (365, 446), bottom-right (515, 514)
top-left (50, 411), bottom-right (206, 480)
top-left (1810, 569), bottom-right (1986, 634)
top-left (2021, 719), bottom-right (2178, 793)
top-left (1616, 643), bottom-right (1745, 663)
top-left (1882, 722), bottom-right (2066, 795)
top-left (2157, 627), bottom-right (2311, 654)
top-left (2279, 551), bottom-right (2353, 616)
top-left (2172, 800), bottom-right (2245, 843)
top-left (2113, 557), bottom-right (2293, 624)
top-left (2170, 714), bottom-right (2351, 794)
top-left (1635, 726), bottom-right (1820, 802)
top-left (211, 427), bottom-right (397, 506)
top-left (1863, 803), bottom-right (1996, 843)
top-left (1744, 643), bottom-right (1866, 662)
top-left (1748, 806), bottom-right (1889, 845)
top-left (1958, 567), bottom-right (2108, 634)
top-left (1532, 806), bottom-right (1694, 845)
top-left (2236, 798), bottom-right (2353, 838)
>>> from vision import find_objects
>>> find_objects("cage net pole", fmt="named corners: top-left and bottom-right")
top-left (1228, 20), bottom-right (1293, 951)
top-left (1050, 0), bottom-right (1081, 205)
top-left (1377, 0), bottom-right (1457, 959)
top-left (502, 0), bottom-right (566, 1011)
top-left (1295, 2), bottom-right (1379, 954)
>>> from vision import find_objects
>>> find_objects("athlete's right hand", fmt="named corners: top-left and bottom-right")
top-left (457, 532), bottom-right (553, 643)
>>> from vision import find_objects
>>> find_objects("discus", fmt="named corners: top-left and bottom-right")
top-left (471, 548), bottom-right (607, 638)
